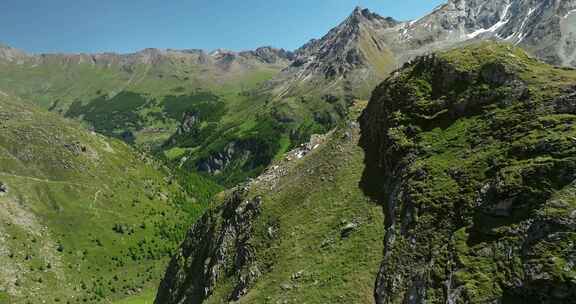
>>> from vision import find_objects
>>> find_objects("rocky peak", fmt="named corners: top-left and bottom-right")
top-left (388, 0), bottom-right (576, 66)
top-left (131, 48), bottom-right (167, 64)
top-left (291, 7), bottom-right (397, 77)
top-left (240, 47), bottom-right (295, 64)
top-left (0, 43), bottom-right (29, 62)
top-left (348, 6), bottom-right (399, 28)
top-left (210, 48), bottom-right (235, 57)
top-left (297, 7), bottom-right (396, 54)
top-left (262, 7), bottom-right (402, 99)
top-left (348, 6), bottom-right (377, 25)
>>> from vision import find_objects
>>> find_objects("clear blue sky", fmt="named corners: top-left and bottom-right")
top-left (0, 0), bottom-right (445, 54)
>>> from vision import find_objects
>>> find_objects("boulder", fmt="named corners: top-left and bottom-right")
top-left (340, 222), bottom-right (358, 238)
top-left (0, 182), bottom-right (7, 195)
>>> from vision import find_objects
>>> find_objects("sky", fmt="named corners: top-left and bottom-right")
top-left (0, 0), bottom-right (445, 54)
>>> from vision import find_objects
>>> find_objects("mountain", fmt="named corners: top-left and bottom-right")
top-left (155, 42), bottom-right (576, 303)
top-left (265, 7), bottom-right (400, 99)
top-left (155, 101), bottom-right (385, 303)
top-left (1, 2), bottom-right (576, 303)
top-left (0, 44), bottom-right (292, 132)
top-left (248, 1), bottom-right (576, 186)
top-left (0, 44), bottom-right (27, 63)
top-left (0, 92), bottom-right (219, 303)
top-left (0, 45), bottom-right (293, 70)
top-left (360, 42), bottom-right (576, 303)
top-left (0, 44), bottom-right (296, 186)
top-left (394, 0), bottom-right (576, 66)
top-left (1, 1), bottom-right (574, 189)
top-left (265, 0), bottom-right (576, 102)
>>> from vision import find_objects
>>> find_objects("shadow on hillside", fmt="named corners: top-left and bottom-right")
top-left (356, 115), bottom-right (386, 205)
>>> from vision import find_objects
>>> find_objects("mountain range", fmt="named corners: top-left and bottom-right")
top-left (269, 0), bottom-right (576, 100)
top-left (0, 0), bottom-right (575, 187)
top-left (156, 42), bottom-right (576, 303)
top-left (0, 91), bottom-right (214, 303)
top-left (1, 0), bottom-right (576, 303)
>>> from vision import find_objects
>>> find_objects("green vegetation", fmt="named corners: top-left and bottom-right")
top-left (230, 107), bottom-right (383, 303)
top-left (162, 91), bottom-right (223, 120)
top-left (0, 47), bottom-right (372, 302)
top-left (0, 95), bottom-right (217, 304)
top-left (0, 50), bottom-right (372, 188)
top-left (0, 47), bottom-right (363, 188)
top-left (156, 101), bottom-right (385, 303)
top-left (113, 290), bottom-right (156, 304)
top-left (0, 56), bottom-right (291, 185)
top-left (359, 42), bottom-right (576, 303)
top-left (66, 91), bottom-right (149, 140)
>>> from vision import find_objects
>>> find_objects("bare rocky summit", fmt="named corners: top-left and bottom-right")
top-left (265, 1), bottom-right (576, 102)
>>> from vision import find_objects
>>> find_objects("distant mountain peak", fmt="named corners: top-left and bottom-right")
top-left (345, 6), bottom-right (399, 28)
top-left (265, 7), bottom-right (399, 99)
top-left (399, 0), bottom-right (576, 66)
top-left (245, 47), bottom-right (295, 63)
top-left (350, 6), bottom-right (370, 20)
top-left (0, 43), bottom-right (28, 62)
top-left (264, 0), bottom-right (575, 102)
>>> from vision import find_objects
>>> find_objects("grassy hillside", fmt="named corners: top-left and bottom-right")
top-left (0, 52), bottom-right (352, 187)
top-left (155, 101), bottom-right (385, 303)
top-left (0, 54), bottom-right (292, 185)
top-left (154, 42), bottom-right (576, 304)
top-left (0, 94), bottom-right (219, 304)
top-left (360, 42), bottom-right (576, 303)
top-left (0, 55), bottom-right (281, 147)
top-left (225, 103), bottom-right (384, 303)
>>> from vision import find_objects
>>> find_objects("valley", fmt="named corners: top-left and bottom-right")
top-left (0, 93), bottom-right (217, 303)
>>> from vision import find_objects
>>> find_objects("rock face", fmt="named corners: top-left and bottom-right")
top-left (0, 44), bottom-right (28, 63)
top-left (153, 108), bottom-right (387, 303)
top-left (177, 112), bottom-right (200, 135)
top-left (0, 182), bottom-right (7, 196)
top-left (265, 7), bottom-right (399, 99)
top-left (242, 47), bottom-right (295, 64)
top-left (195, 140), bottom-right (264, 176)
top-left (265, 1), bottom-right (576, 102)
top-left (359, 43), bottom-right (576, 304)
top-left (197, 142), bottom-right (245, 174)
top-left (395, 0), bottom-right (576, 67)
top-left (155, 190), bottom-right (263, 304)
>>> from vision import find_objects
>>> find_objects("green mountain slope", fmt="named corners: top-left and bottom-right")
top-left (0, 48), bottom-right (294, 186)
top-left (360, 42), bottom-right (576, 303)
top-left (0, 49), bottom-right (284, 147)
top-left (0, 94), bottom-right (216, 304)
top-left (153, 42), bottom-right (576, 304)
top-left (155, 101), bottom-right (385, 303)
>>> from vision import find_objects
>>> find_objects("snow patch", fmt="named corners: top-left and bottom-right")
top-left (466, 2), bottom-right (512, 39)
top-left (503, 6), bottom-right (537, 44)
top-left (399, 23), bottom-right (413, 41)
top-left (564, 9), bottom-right (576, 19)
top-left (409, 17), bottom-right (422, 26)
